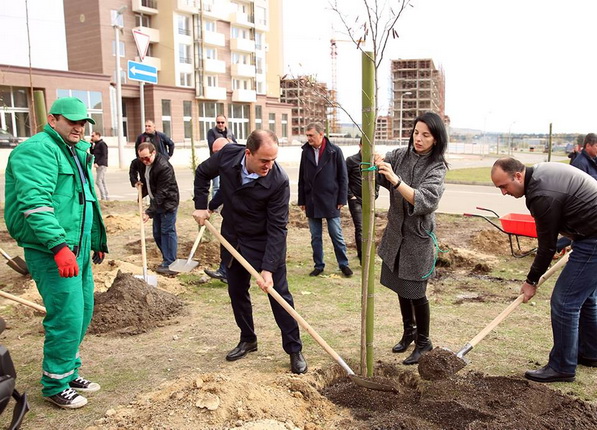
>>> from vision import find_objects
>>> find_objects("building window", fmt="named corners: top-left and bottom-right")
top-left (205, 48), bottom-right (216, 59)
top-left (281, 114), bottom-right (288, 138)
top-left (206, 75), bottom-right (218, 87)
top-left (228, 103), bottom-right (250, 139)
top-left (162, 99), bottom-right (172, 137)
top-left (255, 57), bottom-right (264, 74)
top-left (231, 53), bottom-right (249, 65)
top-left (0, 86), bottom-right (31, 138)
top-left (179, 44), bottom-right (192, 64)
top-left (135, 13), bottom-right (151, 27)
top-left (183, 100), bottom-right (192, 139)
top-left (255, 32), bottom-right (264, 50)
top-left (231, 26), bottom-right (249, 39)
top-left (268, 113), bottom-right (275, 131)
top-left (198, 102), bottom-right (225, 140)
top-left (205, 20), bottom-right (216, 32)
top-left (255, 6), bottom-right (267, 26)
top-left (255, 105), bottom-right (262, 130)
top-left (178, 15), bottom-right (191, 36)
top-left (56, 89), bottom-right (103, 136)
top-left (179, 73), bottom-right (193, 87)
top-left (256, 81), bottom-right (264, 94)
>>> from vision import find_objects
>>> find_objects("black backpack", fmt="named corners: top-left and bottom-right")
top-left (0, 318), bottom-right (29, 429)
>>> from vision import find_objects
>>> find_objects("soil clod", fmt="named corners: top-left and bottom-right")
top-left (418, 347), bottom-right (467, 381)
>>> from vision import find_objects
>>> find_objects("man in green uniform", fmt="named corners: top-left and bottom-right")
top-left (4, 97), bottom-right (108, 409)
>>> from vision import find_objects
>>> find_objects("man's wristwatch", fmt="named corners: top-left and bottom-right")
top-left (525, 279), bottom-right (538, 286)
top-left (393, 176), bottom-right (402, 189)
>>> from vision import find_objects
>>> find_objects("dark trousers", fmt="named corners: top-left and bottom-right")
top-left (348, 198), bottom-right (363, 261)
top-left (226, 258), bottom-right (302, 354)
top-left (152, 208), bottom-right (178, 266)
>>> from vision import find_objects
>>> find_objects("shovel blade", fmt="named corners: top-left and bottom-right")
top-left (168, 259), bottom-right (199, 273)
top-left (349, 375), bottom-right (400, 393)
top-left (135, 275), bottom-right (158, 287)
top-left (6, 256), bottom-right (29, 275)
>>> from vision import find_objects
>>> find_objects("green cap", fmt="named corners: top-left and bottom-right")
top-left (49, 97), bottom-right (96, 125)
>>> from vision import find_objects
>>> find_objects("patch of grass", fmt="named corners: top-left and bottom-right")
top-left (445, 167), bottom-right (493, 185)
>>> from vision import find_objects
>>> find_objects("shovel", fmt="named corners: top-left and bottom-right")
top-left (0, 290), bottom-right (46, 313)
top-left (169, 226), bottom-right (205, 273)
top-left (419, 251), bottom-right (570, 380)
top-left (135, 185), bottom-right (158, 287)
top-left (0, 247), bottom-right (29, 276)
top-left (203, 220), bottom-right (398, 393)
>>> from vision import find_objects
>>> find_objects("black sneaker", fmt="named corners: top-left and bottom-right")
top-left (156, 266), bottom-right (178, 276)
top-left (205, 269), bottom-right (228, 283)
top-left (44, 388), bottom-right (87, 409)
top-left (69, 376), bottom-right (101, 393)
top-left (340, 266), bottom-right (353, 277)
top-left (309, 268), bottom-right (324, 276)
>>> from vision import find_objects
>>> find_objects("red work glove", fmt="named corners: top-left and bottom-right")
top-left (92, 251), bottom-right (105, 264)
top-left (54, 247), bottom-right (79, 278)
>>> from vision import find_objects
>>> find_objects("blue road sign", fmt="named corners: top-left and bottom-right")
top-left (127, 60), bottom-right (158, 84)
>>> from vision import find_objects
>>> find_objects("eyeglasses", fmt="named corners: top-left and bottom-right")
top-left (216, 121), bottom-right (225, 124)
top-left (138, 154), bottom-right (154, 162)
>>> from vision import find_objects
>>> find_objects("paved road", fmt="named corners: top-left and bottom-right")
top-left (0, 147), bottom-right (557, 216)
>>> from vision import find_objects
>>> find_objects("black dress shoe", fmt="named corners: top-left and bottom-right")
top-left (225, 341), bottom-right (258, 361)
top-left (205, 269), bottom-right (228, 283)
top-left (578, 356), bottom-right (597, 367)
top-left (290, 351), bottom-right (308, 374)
top-left (340, 265), bottom-right (353, 277)
top-left (524, 365), bottom-right (575, 383)
top-left (309, 268), bottom-right (324, 277)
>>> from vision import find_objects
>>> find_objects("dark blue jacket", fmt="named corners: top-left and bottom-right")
top-left (135, 131), bottom-right (174, 158)
top-left (194, 144), bottom-right (289, 272)
top-left (297, 137), bottom-right (348, 218)
top-left (571, 149), bottom-right (597, 180)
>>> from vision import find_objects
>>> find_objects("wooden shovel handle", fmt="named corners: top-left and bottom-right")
top-left (203, 220), bottom-right (355, 376)
top-left (187, 226), bottom-right (205, 263)
top-left (137, 184), bottom-right (149, 280)
top-left (0, 290), bottom-right (46, 313)
top-left (468, 251), bottom-right (570, 348)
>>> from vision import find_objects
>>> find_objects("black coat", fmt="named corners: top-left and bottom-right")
top-left (194, 144), bottom-right (289, 272)
top-left (129, 153), bottom-right (179, 216)
top-left (346, 150), bottom-right (379, 204)
top-left (135, 131), bottom-right (174, 158)
top-left (91, 138), bottom-right (108, 166)
top-left (207, 127), bottom-right (237, 155)
top-left (298, 137), bottom-right (348, 218)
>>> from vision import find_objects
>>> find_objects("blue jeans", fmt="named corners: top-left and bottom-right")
top-left (152, 208), bottom-right (178, 266)
top-left (211, 176), bottom-right (220, 199)
top-left (308, 217), bottom-right (349, 270)
top-left (548, 238), bottom-right (597, 374)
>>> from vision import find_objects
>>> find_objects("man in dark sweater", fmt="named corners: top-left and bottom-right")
top-left (90, 131), bottom-right (109, 200)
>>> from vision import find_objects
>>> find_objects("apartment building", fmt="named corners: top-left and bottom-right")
top-left (279, 75), bottom-right (329, 137)
top-left (391, 58), bottom-right (447, 140)
top-left (0, 0), bottom-right (291, 146)
top-left (375, 115), bottom-right (393, 141)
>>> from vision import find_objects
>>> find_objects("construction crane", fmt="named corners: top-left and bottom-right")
top-left (330, 39), bottom-right (339, 133)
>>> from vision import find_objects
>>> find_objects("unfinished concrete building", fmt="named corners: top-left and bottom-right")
top-left (280, 75), bottom-right (329, 137)
top-left (391, 59), bottom-right (446, 141)
top-left (375, 115), bottom-right (393, 140)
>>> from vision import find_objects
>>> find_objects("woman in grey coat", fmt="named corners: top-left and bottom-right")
top-left (375, 112), bottom-right (448, 365)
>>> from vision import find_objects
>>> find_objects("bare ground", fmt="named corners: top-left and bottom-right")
top-left (0, 200), bottom-right (595, 429)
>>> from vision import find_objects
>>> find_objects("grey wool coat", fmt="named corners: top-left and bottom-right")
top-left (377, 147), bottom-right (447, 281)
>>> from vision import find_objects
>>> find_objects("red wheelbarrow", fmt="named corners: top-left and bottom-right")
top-left (464, 207), bottom-right (537, 258)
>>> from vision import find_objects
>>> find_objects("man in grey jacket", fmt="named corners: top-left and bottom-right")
top-left (492, 158), bottom-right (597, 383)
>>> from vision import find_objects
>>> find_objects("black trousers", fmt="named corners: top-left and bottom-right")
top-left (226, 257), bottom-right (302, 354)
top-left (348, 197), bottom-right (363, 259)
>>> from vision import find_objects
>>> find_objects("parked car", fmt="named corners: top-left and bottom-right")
top-left (0, 129), bottom-right (20, 148)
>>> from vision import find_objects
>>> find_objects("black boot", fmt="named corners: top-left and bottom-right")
top-left (403, 297), bottom-right (432, 365)
top-left (392, 296), bottom-right (417, 353)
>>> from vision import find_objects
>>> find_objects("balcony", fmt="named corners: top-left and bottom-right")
top-left (177, 0), bottom-right (198, 13)
top-left (133, 26), bottom-right (160, 43)
top-left (141, 56), bottom-right (161, 71)
top-left (230, 38), bottom-right (255, 53)
top-left (132, 0), bottom-right (158, 15)
top-left (231, 63), bottom-right (256, 77)
top-left (201, 2), bottom-right (230, 21)
top-left (203, 58), bottom-right (226, 74)
top-left (203, 31), bottom-right (225, 47)
top-left (229, 11), bottom-right (254, 28)
top-left (232, 89), bottom-right (256, 103)
top-left (202, 86), bottom-right (227, 100)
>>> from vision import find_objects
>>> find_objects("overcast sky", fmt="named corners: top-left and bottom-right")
top-left (283, 0), bottom-right (597, 134)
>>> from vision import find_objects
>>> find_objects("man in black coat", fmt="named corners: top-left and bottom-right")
top-left (130, 142), bottom-right (180, 275)
top-left (298, 122), bottom-right (352, 277)
top-left (135, 120), bottom-right (175, 159)
top-left (90, 131), bottom-right (109, 200)
top-left (207, 114), bottom-right (237, 198)
top-left (192, 129), bottom-right (307, 374)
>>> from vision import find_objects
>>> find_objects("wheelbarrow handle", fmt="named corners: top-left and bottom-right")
top-left (457, 251), bottom-right (570, 358)
top-left (475, 207), bottom-right (500, 218)
top-left (203, 220), bottom-right (355, 376)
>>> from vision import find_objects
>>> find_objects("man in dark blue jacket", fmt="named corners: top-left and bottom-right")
top-left (135, 120), bottom-right (174, 159)
top-left (492, 158), bottom-right (597, 383)
top-left (298, 122), bottom-right (352, 277)
top-left (571, 132), bottom-right (597, 180)
top-left (192, 129), bottom-right (307, 374)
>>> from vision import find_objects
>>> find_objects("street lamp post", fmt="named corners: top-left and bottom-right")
top-left (399, 91), bottom-right (412, 145)
top-left (112, 6), bottom-right (127, 169)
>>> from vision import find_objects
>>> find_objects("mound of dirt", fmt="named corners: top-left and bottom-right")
top-left (88, 271), bottom-right (185, 336)
top-left (323, 365), bottom-right (597, 429)
top-left (417, 347), bottom-right (467, 380)
top-left (103, 214), bottom-right (139, 234)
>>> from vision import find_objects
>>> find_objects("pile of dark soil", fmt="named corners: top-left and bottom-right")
top-left (89, 270), bottom-right (185, 335)
top-left (418, 347), bottom-right (467, 380)
top-left (322, 365), bottom-right (597, 429)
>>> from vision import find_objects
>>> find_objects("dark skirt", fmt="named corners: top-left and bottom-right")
top-left (380, 260), bottom-right (428, 299)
